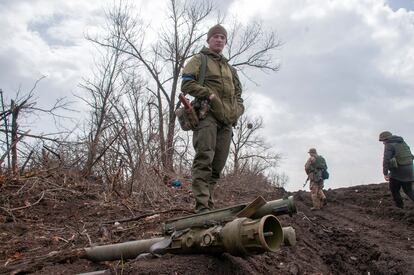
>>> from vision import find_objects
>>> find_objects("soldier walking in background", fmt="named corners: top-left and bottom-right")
top-left (379, 131), bottom-right (414, 209)
top-left (181, 24), bottom-right (244, 213)
top-left (305, 148), bottom-right (328, 210)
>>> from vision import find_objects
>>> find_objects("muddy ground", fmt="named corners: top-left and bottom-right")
top-left (1, 173), bottom-right (413, 275)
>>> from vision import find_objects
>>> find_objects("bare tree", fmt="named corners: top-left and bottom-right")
top-left (229, 114), bottom-right (282, 176)
top-left (77, 35), bottom-right (127, 177)
top-left (268, 171), bottom-right (289, 188)
top-left (108, 75), bottom-right (158, 196)
top-left (227, 19), bottom-right (282, 72)
top-left (0, 78), bottom-right (71, 176)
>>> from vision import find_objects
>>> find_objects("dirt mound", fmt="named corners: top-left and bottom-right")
top-left (1, 174), bottom-right (413, 274)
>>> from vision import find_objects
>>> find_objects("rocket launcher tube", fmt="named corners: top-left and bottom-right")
top-left (83, 215), bottom-right (284, 262)
top-left (84, 237), bottom-right (164, 262)
top-left (220, 215), bottom-right (284, 255)
top-left (163, 196), bottom-right (296, 234)
top-left (251, 196), bottom-right (296, 219)
top-left (165, 214), bottom-right (283, 255)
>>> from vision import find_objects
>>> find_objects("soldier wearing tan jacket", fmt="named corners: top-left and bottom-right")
top-left (305, 148), bottom-right (328, 210)
top-left (181, 24), bottom-right (244, 213)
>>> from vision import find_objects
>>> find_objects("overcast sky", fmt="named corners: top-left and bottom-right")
top-left (1, 0), bottom-right (414, 191)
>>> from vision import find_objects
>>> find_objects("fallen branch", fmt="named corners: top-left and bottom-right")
top-left (8, 191), bottom-right (45, 211)
top-left (299, 211), bottom-right (333, 233)
top-left (20, 166), bottom-right (60, 179)
top-left (2, 248), bottom-right (86, 275)
top-left (299, 211), bottom-right (316, 226)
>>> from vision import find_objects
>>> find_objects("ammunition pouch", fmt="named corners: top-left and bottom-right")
top-left (192, 98), bottom-right (210, 120)
top-left (175, 107), bottom-right (199, 131)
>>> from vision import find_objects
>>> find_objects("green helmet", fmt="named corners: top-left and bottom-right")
top-left (379, 131), bottom-right (392, 141)
top-left (308, 148), bottom-right (317, 154)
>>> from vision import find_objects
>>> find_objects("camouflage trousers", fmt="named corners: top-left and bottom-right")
top-left (192, 114), bottom-right (232, 212)
top-left (310, 180), bottom-right (326, 209)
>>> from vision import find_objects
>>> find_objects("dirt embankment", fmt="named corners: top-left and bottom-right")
top-left (1, 174), bottom-right (413, 274)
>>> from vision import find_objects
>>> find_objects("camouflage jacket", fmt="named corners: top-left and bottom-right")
top-left (181, 47), bottom-right (244, 125)
top-left (305, 155), bottom-right (328, 183)
top-left (305, 155), bottom-right (327, 174)
top-left (383, 135), bottom-right (414, 181)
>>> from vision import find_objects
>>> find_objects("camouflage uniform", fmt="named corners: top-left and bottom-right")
top-left (181, 46), bottom-right (244, 212)
top-left (379, 131), bottom-right (414, 209)
top-left (305, 149), bottom-right (327, 210)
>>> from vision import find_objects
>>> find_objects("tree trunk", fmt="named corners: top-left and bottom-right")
top-left (83, 137), bottom-right (98, 177)
top-left (165, 112), bottom-right (176, 173)
top-left (0, 90), bottom-right (11, 169)
top-left (11, 100), bottom-right (19, 176)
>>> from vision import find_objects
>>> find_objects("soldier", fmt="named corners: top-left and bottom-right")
top-left (379, 131), bottom-right (414, 209)
top-left (181, 24), bottom-right (244, 213)
top-left (305, 148), bottom-right (328, 210)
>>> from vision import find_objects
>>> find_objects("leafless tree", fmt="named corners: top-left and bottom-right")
top-left (227, 19), bottom-right (282, 72)
top-left (229, 114), bottom-right (282, 177)
top-left (108, 75), bottom-right (160, 196)
top-left (77, 36), bottom-right (127, 177)
top-left (268, 171), bottom-right (289, 188)
top-left (0, 78), bottom-right (72, 176)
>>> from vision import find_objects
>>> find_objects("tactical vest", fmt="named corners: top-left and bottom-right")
top-left (394, 142), bottom-right (414, 165)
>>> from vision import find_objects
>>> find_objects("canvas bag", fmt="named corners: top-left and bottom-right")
top-left (394, 142), bottom-right (414, 166)
top-left (315, 155), bottom-right (329, 180)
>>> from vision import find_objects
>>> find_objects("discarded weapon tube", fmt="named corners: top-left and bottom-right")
top-left (84, 214), bottom-right (283, 262)
top-left (84, 237), bottom-right (164, 262)
top-left (162, 195), bottom-right (296, 234)
top-left (83, 196), bottom-right (296, 262)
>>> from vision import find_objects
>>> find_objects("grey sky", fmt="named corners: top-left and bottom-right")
top-left (233, 0), bottom-right (414, 190)
top-left (386, 0), bottom-right (414, 11)
top-left (1, 0), bottom-right (413, 191)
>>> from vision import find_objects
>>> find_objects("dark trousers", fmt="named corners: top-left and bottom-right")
top-left (389, 178), bottom-right (414, 208)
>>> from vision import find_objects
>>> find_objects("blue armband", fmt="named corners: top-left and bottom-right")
top-left (181, 74), bottom-right (195, 81)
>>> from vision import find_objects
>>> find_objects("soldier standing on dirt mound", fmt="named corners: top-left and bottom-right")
top-left (181, 24), bottom-right (244, 213)
top-left (379, 131), bottom-right (414, 209)
top-left (305, 148), bottom-right (328, 210)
